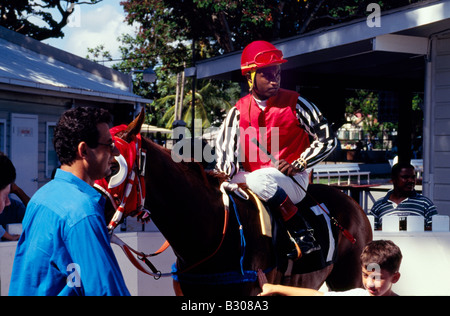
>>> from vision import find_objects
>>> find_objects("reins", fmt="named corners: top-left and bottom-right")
top-left (110, 234), bottom-right (171, 279)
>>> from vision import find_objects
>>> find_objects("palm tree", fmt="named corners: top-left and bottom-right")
top-left (156, 80), bottom-right (238, 131)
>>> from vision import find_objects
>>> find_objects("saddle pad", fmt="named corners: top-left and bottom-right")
top-left (242, 188), bottom-right (272, 238)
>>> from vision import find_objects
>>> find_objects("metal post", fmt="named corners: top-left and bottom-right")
top-left (397, 90), bottom-right (413, 164)
top-left (191, 38), bottom-right (196, 138)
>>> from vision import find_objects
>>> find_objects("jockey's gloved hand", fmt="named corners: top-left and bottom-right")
top-left (276, 159), bottom-right (301, 176)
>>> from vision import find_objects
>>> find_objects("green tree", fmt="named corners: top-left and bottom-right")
top-left (86, 44), bottom-right (112, 65)
top-left (346, 90), bottom-right (386, 147)
top-left (0, 0), bottom-right (103, 41)
top-left (157, 80), bottom-right (238, 129)
top-left (345, 90), bottom-right (423, 150)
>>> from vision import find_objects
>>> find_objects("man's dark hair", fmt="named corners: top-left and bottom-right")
top-left (391, 162), bottom-right (414, 179)
top-left (0, 152), bottom-right (16, 190)
top-left (54, 107), bottom-right (112, 166)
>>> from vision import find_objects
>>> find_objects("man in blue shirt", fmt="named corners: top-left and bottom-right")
top-left (9, 107), bottom-right (130, 296)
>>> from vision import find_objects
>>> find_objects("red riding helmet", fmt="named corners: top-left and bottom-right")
top-left (240, 40), bottom-right (287, 75)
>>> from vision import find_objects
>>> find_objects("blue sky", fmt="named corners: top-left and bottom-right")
top-left (43, 0), bottom-right (136, 65)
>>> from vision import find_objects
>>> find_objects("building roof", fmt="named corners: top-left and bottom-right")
top-left (0, 26), bottom-right (151, 104)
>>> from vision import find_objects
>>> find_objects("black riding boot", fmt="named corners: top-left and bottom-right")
top-left (277, 196), bottom-right (321, 260)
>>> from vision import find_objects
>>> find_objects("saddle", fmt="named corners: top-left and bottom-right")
top-left (236, 187), bottom-right (339, 274)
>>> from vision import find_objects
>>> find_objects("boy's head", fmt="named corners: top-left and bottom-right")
top-left (360, 240), bottom-right (402, 296)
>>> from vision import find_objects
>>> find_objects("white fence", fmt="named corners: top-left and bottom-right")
top-left (312, 163), bottom-right (370, 185)
top-left (367, 215), bottom-right (449, 232)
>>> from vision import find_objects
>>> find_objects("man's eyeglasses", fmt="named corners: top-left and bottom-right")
top-left (97, 141), bottom-right (116, 152)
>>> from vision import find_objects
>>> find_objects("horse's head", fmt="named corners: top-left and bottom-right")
top-left (95, 108), bottom-right (148, 230)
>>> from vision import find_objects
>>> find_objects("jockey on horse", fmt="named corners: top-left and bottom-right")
top-left (215, 40), bottom-right (337, 260)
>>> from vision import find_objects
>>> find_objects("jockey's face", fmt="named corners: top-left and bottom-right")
top-left (86, 123), bottom-right (120, 182)
top-left (251, 65), bottom-right (281, 100)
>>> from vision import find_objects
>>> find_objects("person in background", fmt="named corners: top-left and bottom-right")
top-left (368, 162), bottom-right (437, 230)
top-left (0, 152), bottom-right (19, 241)
top-left (0, 182), bottom-right (29, 241)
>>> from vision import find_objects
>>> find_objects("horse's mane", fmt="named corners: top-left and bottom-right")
top-left (141, 136), bottom-right (228, 190)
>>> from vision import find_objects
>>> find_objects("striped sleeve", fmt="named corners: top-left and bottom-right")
top-left (294, 96), bottom-right (337, 170)
top-left (214, 107), bottom-right (240, 178)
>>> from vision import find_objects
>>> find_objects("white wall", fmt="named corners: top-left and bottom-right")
top-left (0, 240), bottom-right (17, 296)
top-left (427, 33), bottom-right (450, 216)
top-left (373, 231), bottom-right (450, 296)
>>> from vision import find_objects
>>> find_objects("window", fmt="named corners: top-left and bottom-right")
top-left (46, 122), bottom-right (58, 178)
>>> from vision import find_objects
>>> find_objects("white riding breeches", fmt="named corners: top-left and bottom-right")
top-left (230, 167), bottom-right (309, 205)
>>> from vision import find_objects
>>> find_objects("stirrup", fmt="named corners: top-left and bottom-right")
top-left (287, 230), bottom-right (321, 260)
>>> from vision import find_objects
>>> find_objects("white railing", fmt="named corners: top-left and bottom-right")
top-left (312, 163), bottom-right (370, 185)
top-left (367, 215), bottom-right (450, 232)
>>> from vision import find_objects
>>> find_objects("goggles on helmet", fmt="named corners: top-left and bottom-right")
top-left (241, 48), bottom-right (286, 75)
top-left (253, 49), bottom-right (284, 66)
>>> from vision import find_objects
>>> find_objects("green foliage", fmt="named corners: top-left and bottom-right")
top-left (345, 89), bottom-right (423, 149)
top-left (86, 45), bottom-right (112, 64)
top-left (0, 0), bottom-right (103, 41)
top-left (153, 79), bottom-right (239, 129)
top-left (346, 90), bottom-right (384, 140)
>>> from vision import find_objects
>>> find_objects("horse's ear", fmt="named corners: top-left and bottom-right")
top-left (123, 107), bottom-right (145, 142)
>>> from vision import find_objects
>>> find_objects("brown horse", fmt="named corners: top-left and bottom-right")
top-left (105, 111), bottom-right (373, 296)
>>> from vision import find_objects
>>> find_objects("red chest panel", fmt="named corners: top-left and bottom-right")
top-left (236, 89), bottom-right (310, 172)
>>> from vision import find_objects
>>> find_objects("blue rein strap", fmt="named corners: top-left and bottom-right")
top-left (229, 194), bottom-right (246, 275)
top-left (171, 264), bottom-right (275, 285)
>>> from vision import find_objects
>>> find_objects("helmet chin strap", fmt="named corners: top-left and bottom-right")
top-left (247, 69), bottom-right (257, 91)
top-left (247, 69), bottom-right (258, 127)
